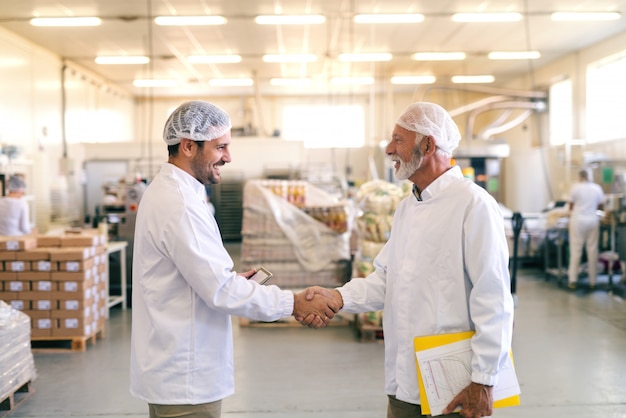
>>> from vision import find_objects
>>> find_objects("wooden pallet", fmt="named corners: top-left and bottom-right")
top-left (238, 314), bottom-right (351, 328)
top-left (0, 381), bottom-right (34, 418)
top-left (30, 327), bottom-right (106, 352)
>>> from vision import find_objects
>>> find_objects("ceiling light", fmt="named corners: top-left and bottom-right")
top-left (451, 75), bottom-right (495, 84)
top-left (263, 54), bottom-right (317, 63)
top-left (270, 78), bottom-right (313, 86)
top-left (209, 78), bottom-right (254, 87)
top-left (95, 56), bottom-right (150, 65)
top-left (390, 76), bottom-right (436, 85)
top-left (255, 15), bottom-right (326, 25)
top-left (338, 53), bottom-right (392, 62)
top-left (488, 51), bottom-right (541, 60)
top-left (154, 16), bottom-right (227, 26)
top-left (452, 13), bottom-right (522, 22)
top-left (331, 77), bottom-right (374, 85)
top-left (187, 55), bottom-right (242, 64)
top-left (30, 17), bottom-right (102, 27)
top-left (133, 79), bottom-right (178, 87)
top-left (354, 14), bottom-right (424, 24)
top-left (412, 52), bottom-right (466, 61)
top-left (551, 12), bottom-right (621, 21)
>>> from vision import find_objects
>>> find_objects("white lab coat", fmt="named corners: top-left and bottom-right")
top-left (0, 196), bottom-right (30, 236)
top-left (130, 163), bottom-right (294, 405)
top-left (338, 166), bottom-right (514, 405)
top-left (568, 180), bottom-right (606, 284)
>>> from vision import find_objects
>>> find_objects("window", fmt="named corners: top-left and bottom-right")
top-left (548, 78), bottom-right (572, 146)
top-left (587, 50), bottom-right (626, 142)
top-left (282, 105), bottom-right (365, 148)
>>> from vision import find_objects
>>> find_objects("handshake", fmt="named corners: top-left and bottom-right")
top-left (292, 286), bottom-right (343, 328)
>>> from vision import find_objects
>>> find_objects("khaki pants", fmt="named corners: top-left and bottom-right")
top-left (148, 400), bottom-right (222, 418)
top-left (387, 395), bottom-right (458, 418)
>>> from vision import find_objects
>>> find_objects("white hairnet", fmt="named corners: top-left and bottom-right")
top-left (396, 102), bottom-right (461, 154)
top-left (163, 101), bottom-right (232, 145)
top-left (7, 175), bottom-right (25, 192)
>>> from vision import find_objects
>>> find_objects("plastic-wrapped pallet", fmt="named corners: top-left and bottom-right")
top-left (241, 179), bottom-right (354, 288)
top-left (0, 300), bottom-right (37, 402)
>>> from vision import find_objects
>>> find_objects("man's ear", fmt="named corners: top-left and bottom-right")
top-left (179, 138), bottom-right (195, 156)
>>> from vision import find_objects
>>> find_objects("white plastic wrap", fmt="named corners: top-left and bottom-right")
top-left (242, 180), bottom-right (351, 273)
top-left (0, 301), bottom-right (37, 401)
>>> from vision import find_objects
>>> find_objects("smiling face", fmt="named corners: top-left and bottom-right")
top-left (386, 125), bottom-right (425, 181)
top-left (189, 133), bottom-right (232, 185)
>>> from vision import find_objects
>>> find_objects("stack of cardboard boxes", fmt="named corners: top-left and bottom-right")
top-left (0, 230), bottom-right (108, 339)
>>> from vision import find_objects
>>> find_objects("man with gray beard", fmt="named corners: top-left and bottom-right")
top-left (302, 102), bottom-right (514, 418)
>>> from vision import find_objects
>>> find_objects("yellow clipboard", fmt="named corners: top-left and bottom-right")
top-left (414, 331), bottom-right (520, 415)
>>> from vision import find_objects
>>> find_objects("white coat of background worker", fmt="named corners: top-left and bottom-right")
top-left (567, 169), bottom-right (606, 289)
top-left (0, 175), bottom-right (31, 236)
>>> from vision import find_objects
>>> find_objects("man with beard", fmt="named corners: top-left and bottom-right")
top-left (302, 102), bottom-right (514, 418)
top-left (130, 101), bottom-right (340, 418)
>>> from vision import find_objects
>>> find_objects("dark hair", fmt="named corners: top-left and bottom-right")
top-left (167, 140), bottom-right (204, 157)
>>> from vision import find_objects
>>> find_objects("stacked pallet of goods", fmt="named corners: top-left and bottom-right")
top-left (240, 180), bottom-right (354, 324)
top-left (0, 230), bottom-right (108, 350)
top-left (0, 300), bottom-right (36, 416)
top-left (352, 180), bottom-right (406, 341)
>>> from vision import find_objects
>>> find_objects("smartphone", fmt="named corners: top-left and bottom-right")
top-left (250, 267), bottom-right (273, 285)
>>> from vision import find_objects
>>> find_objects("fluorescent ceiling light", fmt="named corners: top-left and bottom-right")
top-left (263, 54), bottom-right (317, 63)
top-left (488, 51), bottom-right (541, 60)
top-left (255, 15), bottom-right (325, 25)
top-left (412, 52), bottom-right (466, 61)
top-left (95, 56), bottom-right (150, 65)
top-left (133, 79), bottom-right (177, 87)
top-left (354, 14), bottom-right (424, 24)
top-left (270, 78), bottom-right (313, 86)
top-left (452, 13), bottom-right (522, 22)
top-left (551, 12), bottom-right (621, 21)
top-left (209, 78), bottom-right (254, 87)
top-left (338, 53), bottom-right (392, 62)
top-left (390, 75), bottom-right (436, 85)
top-left (451, 75), bottom-right (495, 84)
top-left (154, 16), bottom-right (227, 26)
top-left (30, 17), bottom-right (102, 27)
top-left (331, 77), bottom-right (374, 85)
top-left (187, 55), bottom-right (242, 64)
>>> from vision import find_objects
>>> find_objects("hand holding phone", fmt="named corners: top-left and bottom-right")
top-left (250, 267), bottom-right (273, 285)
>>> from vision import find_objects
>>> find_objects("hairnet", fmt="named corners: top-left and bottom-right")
top-left (163, 101), bottom-right (232, 145)
top-left (396, 102), bottom-right (462, 154)
top-left (7, 175), bottom-right (26, 192)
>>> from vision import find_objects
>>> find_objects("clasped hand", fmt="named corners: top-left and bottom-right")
top-left (293, 286), bottom-right (343, 328)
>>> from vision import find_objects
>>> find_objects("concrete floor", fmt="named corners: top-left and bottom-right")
top-left (6, 256), bottom-right (626, 417)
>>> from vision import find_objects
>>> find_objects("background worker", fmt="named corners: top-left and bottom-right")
top-left (130, 101), bottom-right (339, 418)
top-left (567, 169), bottom-right (606, 289)
top-left (302, 102), bottom-right (515, 418)
top-left (0, 175), bottom-right (31, 236)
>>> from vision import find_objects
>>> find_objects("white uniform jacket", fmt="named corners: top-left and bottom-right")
top-left (338, 166), bottom-right (514, 405)
top-left (130, 163), bottom-right (294, 405)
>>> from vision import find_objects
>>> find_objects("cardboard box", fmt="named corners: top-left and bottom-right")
top-left (31, 328), bottom-right (52, 338)
top-left (52, 321), bottom-right (94, 338)
top-left (0, 236), bottom-right (37, 251)
top-left (51, 269), bottom-right (93, 281)
top-left (0, 252), bottom-right (17, 261)
top-left (32, 280), bottom-right (54, 292)
top-left (4, 260), bottom-right (29, 272)
top-left (57, 295), bottom-right (94, 311)
top-left (54, 287), bottom-right (94, 300)
top-left (8, 299), bottom-right (29, 310)
top-left (0, 271), bottom-right (17, 281)
top-left (5, 280), bottom-right (30, 292)
top-left (48, 247), bottom-right (92, 261)
top-left (16, 248), bottom-right (51, 261)
top-left (57, 277), bottom-right (94, 292)
top-left (24, 309), bottom-right (51, 319)
top-left (31, 260), bottom-right (56, 272)
top-left (17, 271), bottom-right (52, 281)
top-left (36, 236), bottom-right (61, 247)
top-left (0, 291), bottom-right (18, 300)
top-left (26, 296), bottom-right (55, 311)
top-left (60, 234), bottom-right (99, 248)
top-left (58, 257), bottom-right (95, 272)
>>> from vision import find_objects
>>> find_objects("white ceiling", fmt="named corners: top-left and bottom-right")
top-left (1, 0), bottom-right (626, 98)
